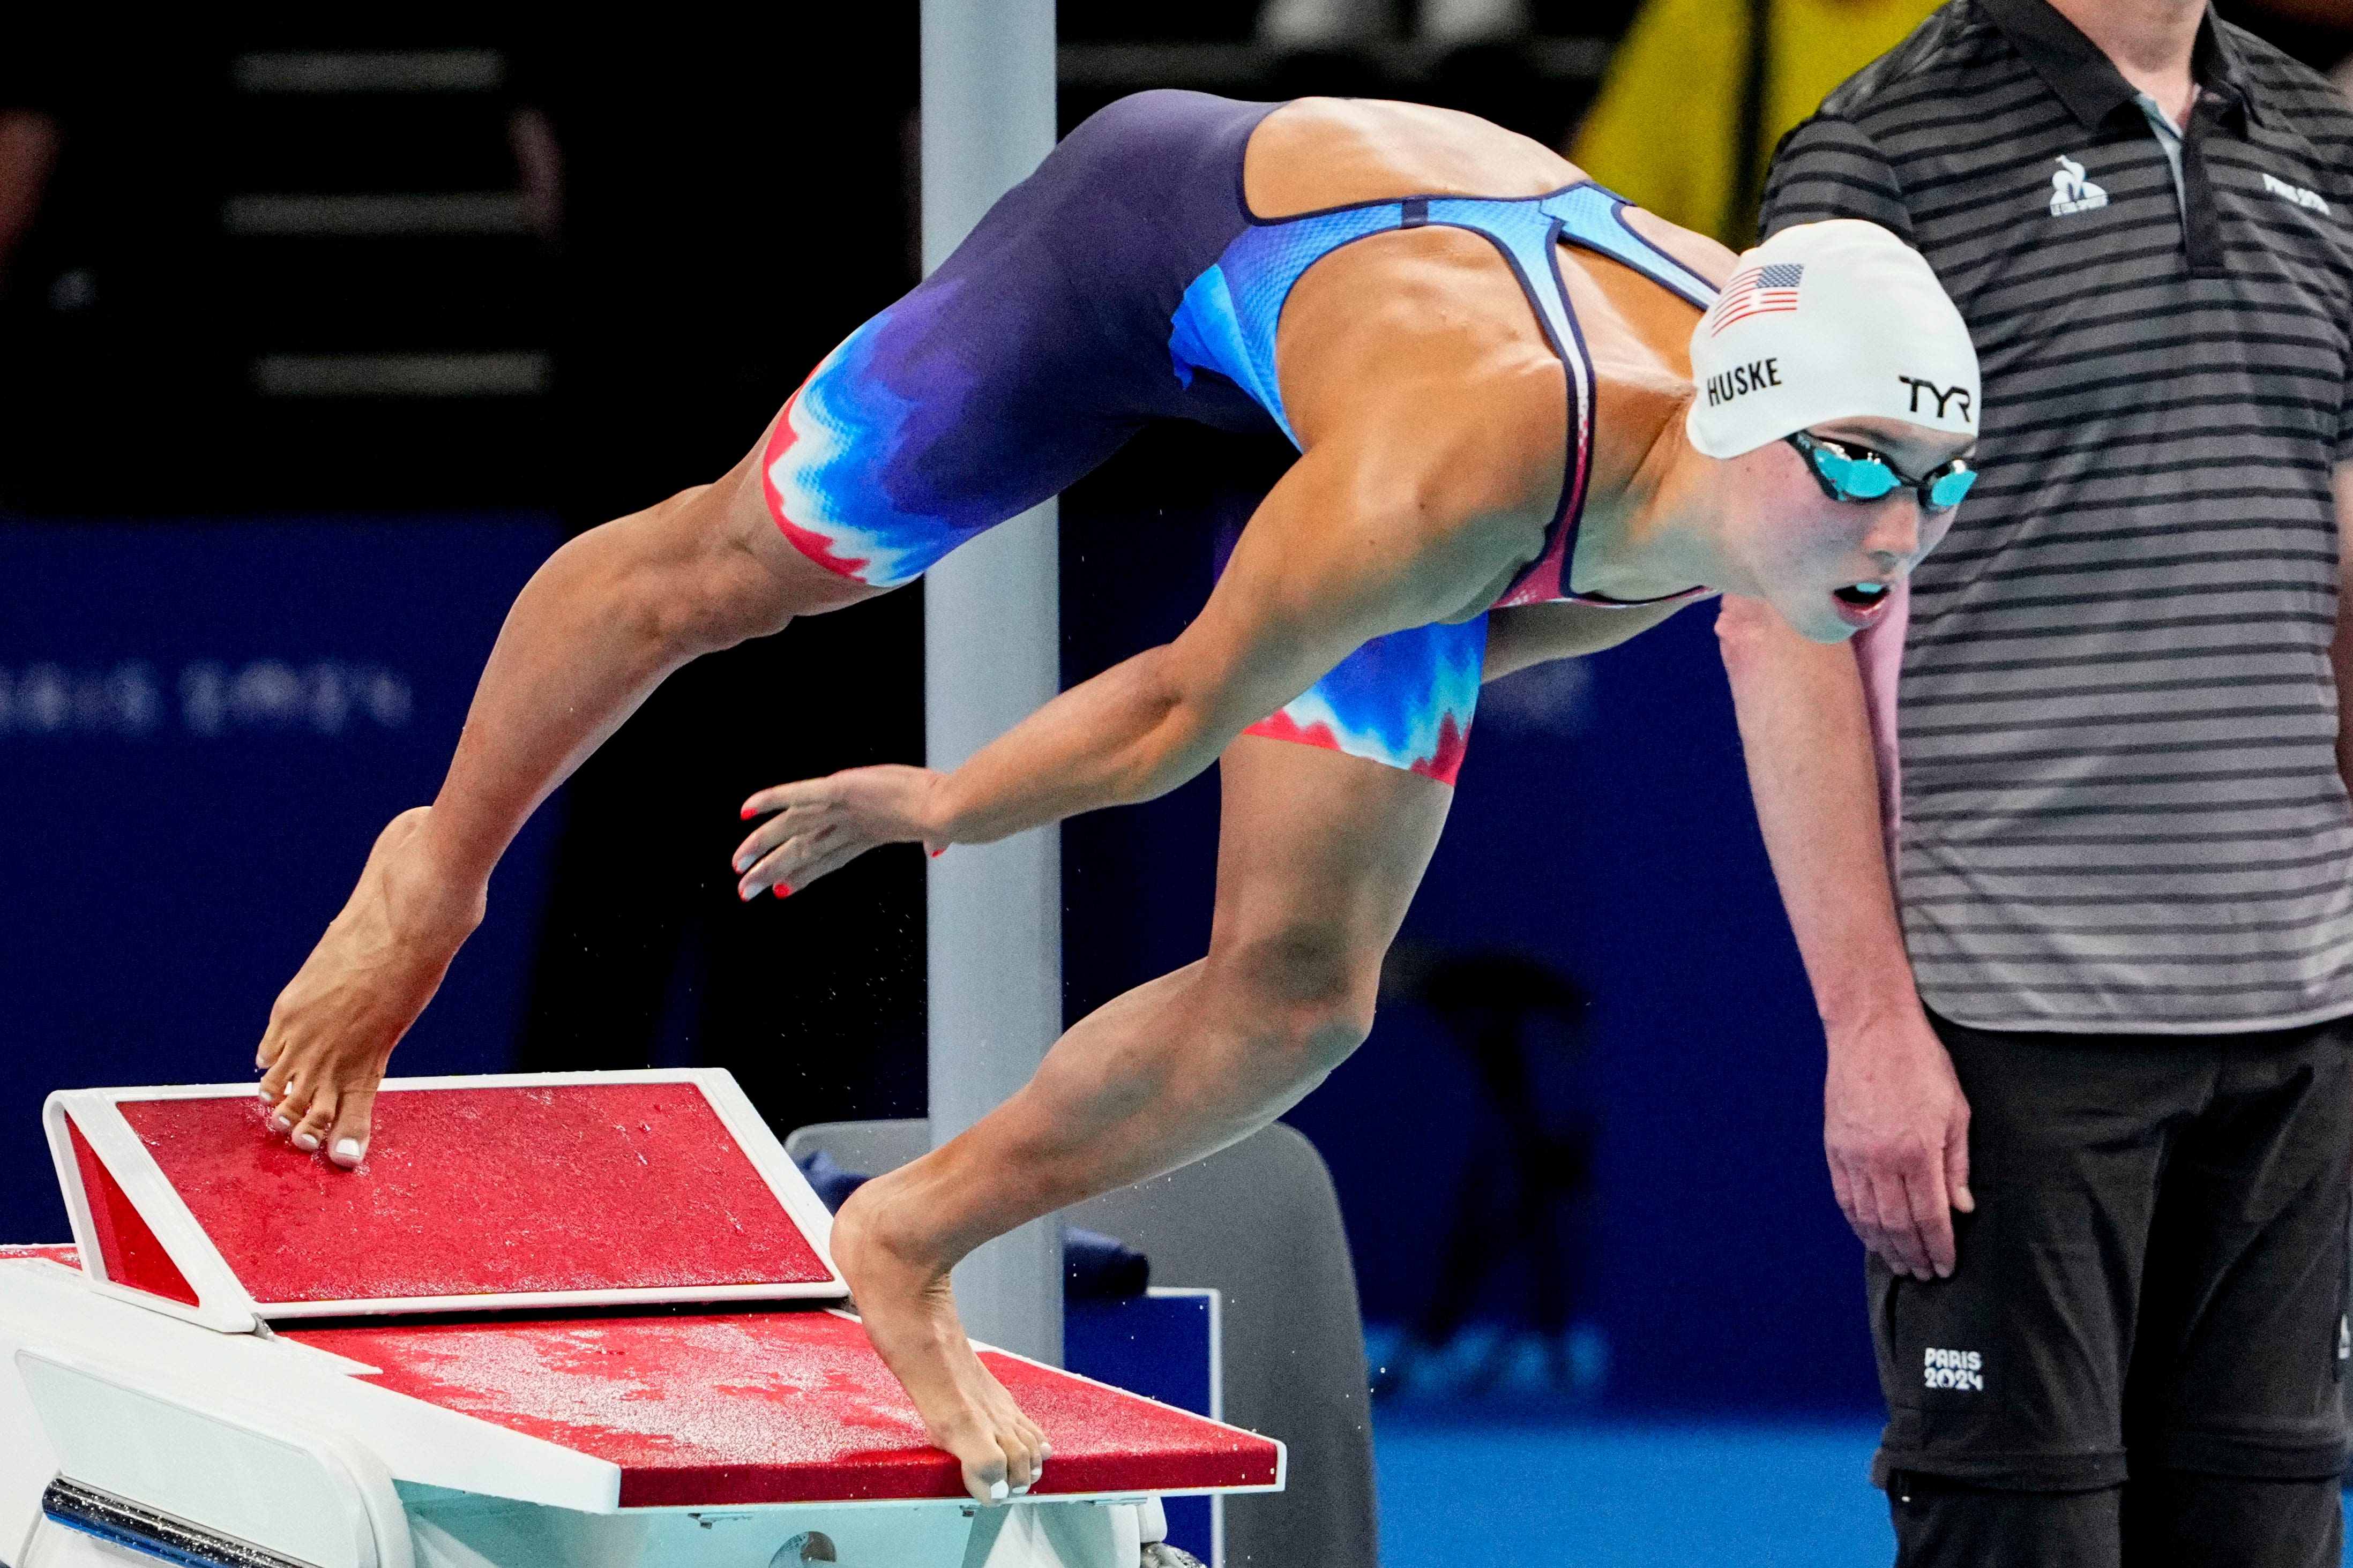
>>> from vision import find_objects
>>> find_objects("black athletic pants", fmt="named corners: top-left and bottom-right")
top-left (1872, 1011), bottom-right (2353, 1567)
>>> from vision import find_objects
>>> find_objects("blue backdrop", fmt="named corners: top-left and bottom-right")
top-left (0, 517), bottom-right (563, 1242)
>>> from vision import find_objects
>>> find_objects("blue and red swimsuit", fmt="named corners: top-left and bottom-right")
top-left (763, 91), bottom-right (1716, 784)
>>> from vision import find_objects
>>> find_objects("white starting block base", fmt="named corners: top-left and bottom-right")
top-left (397, 1490), bottom-right (1159, 1568)
top-left (0, 1258), bottom-right (1181, 1568)
top-left (24, 1497), bottom-right (1163, 1568)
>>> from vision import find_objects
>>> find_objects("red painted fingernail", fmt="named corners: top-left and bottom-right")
top-left (741, 805), bottom-right (756, 820)
top-left (775, 883), bottom-right (794, 898)
top-left (929, 847), bottom-right (946, 859)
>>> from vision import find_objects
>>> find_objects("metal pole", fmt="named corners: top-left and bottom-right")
top-left (921, 0), bottom-right (1064, 1367)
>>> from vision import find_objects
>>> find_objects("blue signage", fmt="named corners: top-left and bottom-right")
top-left (0, 517), bottom-right (563, 1239)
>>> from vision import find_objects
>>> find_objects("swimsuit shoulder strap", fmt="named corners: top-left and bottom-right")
top-left (1418, 187), bottom-right (1716, 607)
top-left (1541, 184), bottom-right (1719, 311)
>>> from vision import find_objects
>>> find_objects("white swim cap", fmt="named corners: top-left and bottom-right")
top-left (1685, 219), bottom-right (1980, 460)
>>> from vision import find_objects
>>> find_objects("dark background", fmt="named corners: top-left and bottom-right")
top-left (3, 2), bottom-right (2345, 1419)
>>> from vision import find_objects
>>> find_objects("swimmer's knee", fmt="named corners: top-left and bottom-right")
top-left (1251, 994), bottom-right (1374, 1080)
top-left (1209, 928), bottom-right (1382, 1072)
top-left (611, 478), bottom-right (840, 655)
top-left (1287, 997), bottom-right (1376, 1075)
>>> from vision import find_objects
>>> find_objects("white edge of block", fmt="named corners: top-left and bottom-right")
top-left (44, 1089), bottom-right (260, 1333)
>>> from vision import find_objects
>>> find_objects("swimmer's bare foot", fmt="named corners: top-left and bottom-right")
top-left (256, 807), bottom-right (483, 1166)
top-left (832, 1178), bottom-right (1051, 1504)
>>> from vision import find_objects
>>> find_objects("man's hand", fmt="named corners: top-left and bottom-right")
top-left (256, 808), bottom-right (482, 1166)
top-left (733, 766), bottom-right (948, 901)
top-left (1716, 594), bottom-right (1968, 1278)
top-left (1825, 1007), bottom-right (1974, 1280)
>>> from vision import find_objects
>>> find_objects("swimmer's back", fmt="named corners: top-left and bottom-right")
top-left (1243, 98), bottom-right (1587, 217)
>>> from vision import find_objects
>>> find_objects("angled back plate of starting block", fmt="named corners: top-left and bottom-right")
top-left (44, 1069), bottom-right (846, 1332)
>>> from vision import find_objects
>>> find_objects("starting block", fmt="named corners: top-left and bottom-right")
top-left (0, 1071), bottom-right (1283, 1568)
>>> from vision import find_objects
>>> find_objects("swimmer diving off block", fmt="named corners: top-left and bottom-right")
top-left (255, 94), bottom-right (1979, 1501)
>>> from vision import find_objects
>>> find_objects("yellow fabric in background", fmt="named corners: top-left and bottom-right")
top-left (1572, 0), bottom-right (1947, 245)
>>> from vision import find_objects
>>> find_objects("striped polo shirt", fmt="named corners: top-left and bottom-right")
top-left (1760, 0), bottom-right (2353, 1033)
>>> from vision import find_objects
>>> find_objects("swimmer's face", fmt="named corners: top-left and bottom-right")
top-left (1730, 416), bottom-right (1975, 643)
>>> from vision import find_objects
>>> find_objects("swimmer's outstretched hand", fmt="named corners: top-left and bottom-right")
top-left (733, 765), bottom-right (948, 901)
top-left (256, 807), bottom-right (483, 1168)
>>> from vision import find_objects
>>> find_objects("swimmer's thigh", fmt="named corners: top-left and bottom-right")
top-left (1202, 735), bottom-right (1454, 1000)
top-left (1242, 617), bottom-right (1490, 786)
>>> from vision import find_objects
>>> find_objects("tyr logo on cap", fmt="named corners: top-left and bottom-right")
top-left (1899, 376), bottom-right (1972, 423)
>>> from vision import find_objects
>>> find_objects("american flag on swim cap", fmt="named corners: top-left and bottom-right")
top-left (1709, 262), bottom-right (1804, 335)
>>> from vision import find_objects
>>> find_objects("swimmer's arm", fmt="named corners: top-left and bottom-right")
top-left (1482, 598), bottom-right (1693, 677)
top-left (892, 358), bottom-right (1570, 846)
top-left (734, 426), bottom-right (1545, 890)
top-left (931, 439), bottom-right (1533, 842)
top-left (1716, 592), bottom-right (1970, 1284)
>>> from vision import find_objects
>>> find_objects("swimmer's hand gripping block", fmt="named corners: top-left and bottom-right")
top-left (43, 1069), bottom-right (847, 1332)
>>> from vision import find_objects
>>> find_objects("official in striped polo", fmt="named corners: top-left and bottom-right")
top-left (1716, 0), bottom-right (2353, 1562)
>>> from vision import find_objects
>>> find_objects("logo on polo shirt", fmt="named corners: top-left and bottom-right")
top-left (2049, 156), bottom-right (2109, 217)
top-left (1925, 1347), bottom-right (1984, 1391)
top-left (2261, 171), bottom-right (2331, 216)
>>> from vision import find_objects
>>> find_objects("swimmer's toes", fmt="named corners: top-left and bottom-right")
top-left (1002, 1432), bottom-right (1041, 1491)
top-left (327, 1090), bottom-right (374, 1168)
top-left (257, 1048), bottom-right (295, 1105)
top-left (943, 1424), bottom-right (1011, 1503)
top-left (289, 1086), bottom-right (337, 1153)
top-left (264, 1078), bottom-right (307, 1136)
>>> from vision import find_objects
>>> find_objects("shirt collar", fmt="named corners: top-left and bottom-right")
top-left (1975, 0), bottom-right (2259, 131)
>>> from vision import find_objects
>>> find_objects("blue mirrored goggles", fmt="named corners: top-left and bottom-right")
top-left (1786, 430), bottom-right (1977, 513)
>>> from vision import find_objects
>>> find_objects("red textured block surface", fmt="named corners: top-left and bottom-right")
top-left (69, 1117), bottom-right (197, 1306)
top-left (287, 1309), bottom-right (1281, 1507)
top-left (118, 1085), bottom-right (829, 1303)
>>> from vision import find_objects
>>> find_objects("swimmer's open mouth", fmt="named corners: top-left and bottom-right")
top-left (1832, 582), bottom-right (1889, 610)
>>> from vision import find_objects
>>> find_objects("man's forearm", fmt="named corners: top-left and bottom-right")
top-left (2329, 467), bottom-right (2352, 794)
top-left (1717, 595), bottom-right (1916, 1031)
